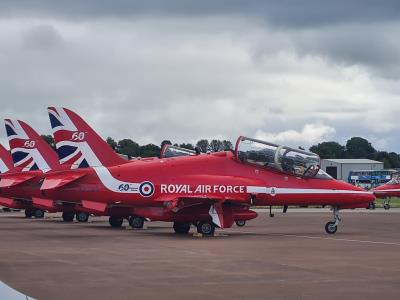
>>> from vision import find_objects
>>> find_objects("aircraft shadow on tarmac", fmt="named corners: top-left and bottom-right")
top-left (0, 214), bottom-right (360, 238)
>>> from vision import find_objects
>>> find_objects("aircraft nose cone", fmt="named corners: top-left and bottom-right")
top-left (338, 181), bottom-right (375, 208)
top-left (372, 184), bottom-right (396, 199)
top-left (372, 185), bottom-right (386, 192)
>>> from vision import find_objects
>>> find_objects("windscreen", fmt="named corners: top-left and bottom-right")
top-left (387, 175), bottom-right (400, 185)
top-left (161, 145), bottom-right (197, 158)
top-left (236, 137), bottom-right (321, 178)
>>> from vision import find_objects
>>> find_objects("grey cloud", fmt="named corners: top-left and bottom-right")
top-left (0, 4), bottom-right (400, 153)
top-left (22, 24), bottom-right (63, 49)
top-left (1, 1), bottom-right (400, 27)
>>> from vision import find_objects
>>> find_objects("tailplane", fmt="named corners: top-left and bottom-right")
top-left (4, 119), bottom-right (59, 172)
top-left (47, 107), bottom-right (125, 168)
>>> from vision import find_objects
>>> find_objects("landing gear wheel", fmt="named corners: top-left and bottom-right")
top-left (235, 220), bottom-right (246, 227)
top-left (62, 212), bottom-right (75, 222)
top-left (24, 209), bottom-right (34, 218)
top-left (173, 222), bottom-right (191, 234)
top-left (384, 203), bottom-right (391, 210)
top-left (128, 216), bottom-right (145, 229)
top-left (109, 216), bottom-right (123, 228)
top-left (325, 221), bottom-right (337, 234)
top-left (34, 209), bottom-right (45, 218)
top-left (197, 221), bottom-right (215, 236)
top-left (367, 202), bottom-right (375, 210)
top-left (76, 212), bottom-right (89, 222)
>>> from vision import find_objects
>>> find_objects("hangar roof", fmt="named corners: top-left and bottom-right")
top-left (322, 159), bottom-right (383, 164)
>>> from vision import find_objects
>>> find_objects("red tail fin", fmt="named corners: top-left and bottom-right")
top-left (0, 144), bottom-right (14, 174)
top-left (4, 119), bottom-right (59, 172)
top-left (47, 107), bottom-right (125, 168)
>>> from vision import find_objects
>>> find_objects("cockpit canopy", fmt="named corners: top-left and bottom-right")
top-left (387, 175), bottom-right (400, 185)
top-left (161, 144), bottom-right (197, 158)
top-left (235, 136), bottom-right (321, 178)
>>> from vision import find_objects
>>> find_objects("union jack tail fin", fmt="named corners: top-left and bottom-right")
top-left (0, 144), bottom-right (15, 174)
top-left (47, 107), bottom-right (125, 169)
top-left (4, 119), bottom-right (60, 172)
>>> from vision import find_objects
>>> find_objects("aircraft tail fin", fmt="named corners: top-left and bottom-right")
top-left (4, 119), bottom-right (60, 172)
top-left (0, 144), bottom-right (15, 174)
top-left (47, 107), bottom-right (125, 168)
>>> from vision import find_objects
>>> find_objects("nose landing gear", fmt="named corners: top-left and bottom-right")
top-left (325, 207), bottom-right (341, 234)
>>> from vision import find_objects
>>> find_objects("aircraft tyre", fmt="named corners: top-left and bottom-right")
top-left (109, 216), bottom-right (123, 228)
top-left (173, 222), bottom-right (191, 234)
top-left (34, 209), bottom-right (45, 218)
top-left (384, 203), bottom-right (390, 210)
top-left (325, 221), bottom-right (337, 234)
top-left (197, 221), bottom-right (215, 236)
top-left (76, 212), bottom-right (89, 222)
top-left (62, 212), bottom-right (75, 222)
top-left (25, 208), bottom-right (34, 218)
top-left (235, 220), bottom-right (246, 227)
top-left (367, 202), bottom-right (375, 210)
top-left (129, 216), bottom-right (145, 229)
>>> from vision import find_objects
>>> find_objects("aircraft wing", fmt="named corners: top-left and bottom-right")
top-left (152, 194), bottom-right (219, 208)
top-left (41, 172), bottom-right (86, 190)
top-left (0, 173), bottom-right (36, 188)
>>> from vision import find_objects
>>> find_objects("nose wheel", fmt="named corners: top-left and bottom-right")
top-left (325, 207), bottom-right (341, 234)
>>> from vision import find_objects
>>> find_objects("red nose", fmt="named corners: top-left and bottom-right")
top-left (334, 181), bottom-right (375, 209)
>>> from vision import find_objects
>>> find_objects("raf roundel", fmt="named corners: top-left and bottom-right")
top-left (139, 181), bottom-right (155, 197)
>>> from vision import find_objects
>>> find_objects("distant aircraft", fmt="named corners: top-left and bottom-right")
top-left (37, 107), bottom-right (374, 235)
top-left (372, 176), bottom-right (400, 209)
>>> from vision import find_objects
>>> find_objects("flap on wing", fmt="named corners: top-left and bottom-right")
top-left (41, 172), bottom-right (86, 190)
top-left (153, 194), bottom-right (227, 202)
top-left (152, 195), bottom-right (222, 212)
top-left (81, 200), bottom-right (107, 213)
top-left (32, 197), bottom-right (56, 209)
top-left (0, 197), bottom-right (20, 208)
top-left (0, 173), bottom-right (36, 188)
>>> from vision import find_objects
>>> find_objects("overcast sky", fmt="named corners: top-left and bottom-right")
top-left (1, 1), bottom-right (400, 151)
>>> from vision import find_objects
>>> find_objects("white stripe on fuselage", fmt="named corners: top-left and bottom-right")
top-left (92, 166), bottom-right (140, 194)
top-left (246, 186), bottom-right (371, 195)
top-left (374, 189), bottom-right (400, 193)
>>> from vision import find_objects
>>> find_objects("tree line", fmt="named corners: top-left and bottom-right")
top-left (310, 137), bottom-right (400, 169)
top-left (105, 137), bottom-right (234, 158)
top-left (41, 135), bottom-right (234, 159)
top-left (41, 134), bottom-right (400, 169)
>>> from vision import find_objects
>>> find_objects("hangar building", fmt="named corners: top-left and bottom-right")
top-left (321, 159), bottom-right (384, 181)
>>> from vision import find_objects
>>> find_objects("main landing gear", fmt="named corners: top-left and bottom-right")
top-left (109, 216), bottom-right (124, 228)
top-left (129, 216), bottom-right (145, 229)
top-left (173, 222), bottom-right (191, 234)
top-left (62, 211), bottom-right (75, 222)
top-left (197, 221), bottom-right (215, 236)
top-left (75, 212), bottom-right (89, 222)
top-left (25, 208), bottom-right (45, 218)
top-left (235, 220), bottom-right (246, 227)
top-left (383, 198), bottom-right (391, 210)
top-left (325, 207), bottom-right (341, 234)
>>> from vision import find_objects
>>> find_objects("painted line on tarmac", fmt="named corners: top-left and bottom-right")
top-left (276, 234), bottom-right (400, 246)
top-left (243, 232), bottom-right (400, 246)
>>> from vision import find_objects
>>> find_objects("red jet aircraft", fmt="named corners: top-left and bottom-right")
top-left (39, 107), bottom-right (375, 235)
top-left (0, 119), bottom-right (95, 221)
top-left (372, 175), bottom-right (400, 209)
top-left (0, 119), bottom-right (62, 218)
top-left (0, 143), bottom-right (28, 212)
